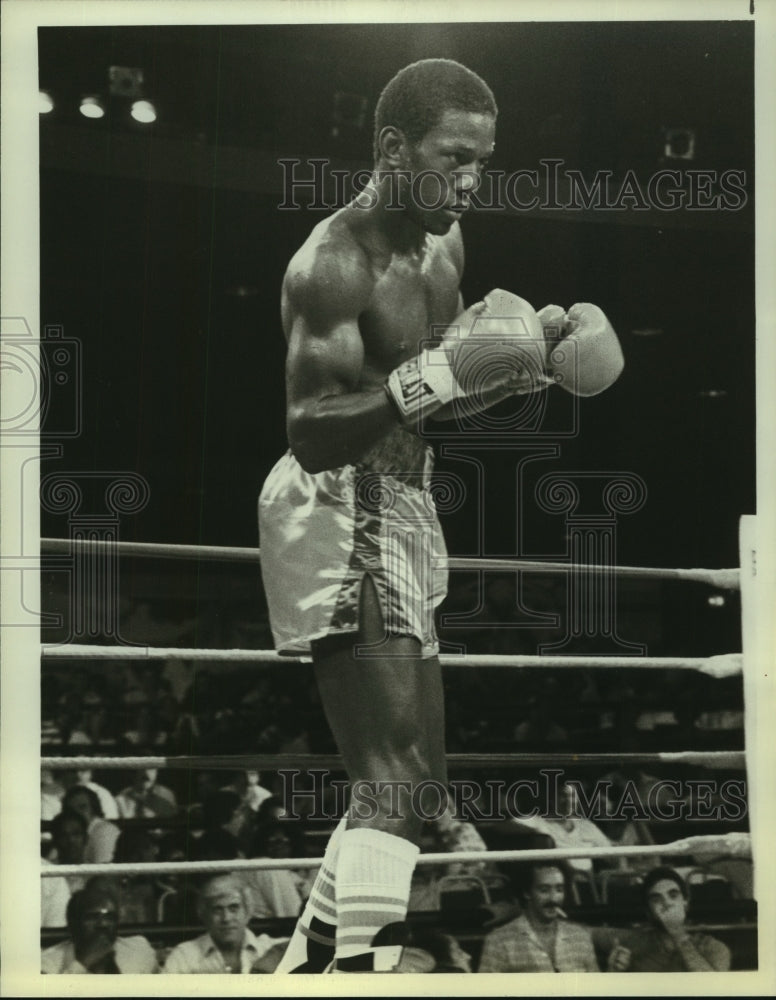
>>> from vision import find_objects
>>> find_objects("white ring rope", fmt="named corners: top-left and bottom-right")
top-left (40, 537), bottom-right (740, 589)
top-left (40, 644), bottom-right (743, 677)
top-left (40, 833), bottom-right (752, 878)
top-left (40, 750), bottom-right (745, 771)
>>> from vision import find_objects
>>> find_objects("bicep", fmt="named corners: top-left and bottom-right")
top-left (285, 309), bottom-right (364, 407)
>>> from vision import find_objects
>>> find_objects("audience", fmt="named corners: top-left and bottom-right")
top-left (61, 784), bottom-right (120, 863)
top-left (112, 829), bottom-right (163, 925)
top-left (42, 809), bottom-right (89, 928)
top-left (244, 821), bottom-right (306, 921)
top-left (605, 866), bottom-right (731, 972)
top-left (478, 862), bottom-right (599, 972)
top-left (162, 873), bottom-right (287, 974)
top-left (73, 768), bottom-right (120, 820)
top-left (38, 652), bottom-right (750, 972)
top-left (115, 768), bottom-right (177, 820)
top-left (41, 877), bottom-right (158, 973)
top-left (397, 928), bottom-right (472, 973)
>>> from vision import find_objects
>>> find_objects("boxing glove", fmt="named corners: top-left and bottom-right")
top-left (547, 302), bottom-right (624, 397)
top-left (385, 289), bottom-right (552, 426)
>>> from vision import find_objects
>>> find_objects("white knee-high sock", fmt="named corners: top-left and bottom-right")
top-left (274, 816), bottom-right (348, 973)
top-left (334, 827), bottom-right (419, 971)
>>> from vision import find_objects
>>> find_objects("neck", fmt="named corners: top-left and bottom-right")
top-left (352, 169), bottom-right (429, 255)
top-left (527, 913), bottom-right (557, 935)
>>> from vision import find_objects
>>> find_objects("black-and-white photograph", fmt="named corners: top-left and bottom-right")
top-left (1, 0), bottom-right (774, 994)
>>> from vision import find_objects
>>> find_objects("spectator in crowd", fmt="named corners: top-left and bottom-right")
top-left (41, 768), bottom-right (66, 821)
top-left (41, 877), bottom-right (158, 973)
top-left (244, 821), bottom-right (305, 920)
top-left (162, 873), bottom-right (287, 974)
top-left (504, 780), bottom-right (613, 874)
top-left (42, 808), bottom-right (89, 927)
top-left (111, 828), bottom-right (162, 924)
top-left (242, 769), bottom-right (274, 812)
top-left (74, 768), bottom-right (119, 820)
top-left (193, 789), bottom-right (244, 860)
top-left (120, 705), bottom-right (167, 751)
top-left (62, 784), bottom-right (120, 863)
top-left (116, 768), bottom-right (177, 820)
top-left (397, 928), bottom-right (472, 972)
top-left (606, 866), bottom-right (731, 972)
top-left (513, 691), bottom-right (569, 746)
top-left (478, 862), bottom-right (599, 972)
top-left (256, 795), bottom-right (287, 825)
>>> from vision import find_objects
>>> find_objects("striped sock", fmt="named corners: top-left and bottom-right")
top-left (274, 816), bottom-right (347, 973)
top-left (334, 828), bottom-right (419, 972)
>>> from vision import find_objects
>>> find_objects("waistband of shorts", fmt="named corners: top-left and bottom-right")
top-left (354, 447), bottom-right (435, 491)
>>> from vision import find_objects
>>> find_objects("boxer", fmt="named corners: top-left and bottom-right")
top-left (259, 58), bottom-right (622, 973)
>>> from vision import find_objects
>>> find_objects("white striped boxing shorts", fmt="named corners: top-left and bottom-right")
top-left (258, 449), bottom-right (448, 659)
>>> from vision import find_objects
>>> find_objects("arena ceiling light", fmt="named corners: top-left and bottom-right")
top-left (130, 99), bottom-right (157, 124)
top-left (79, 95), bottom-right (105, 120)
top-left (39, 90), bottom-right (54, 114)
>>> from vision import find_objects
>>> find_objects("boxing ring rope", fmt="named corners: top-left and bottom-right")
top-left (40, 536), bottom-right (740, 588)
top-left (38, 523), bottom-right (759, 905)
top-left (39, 750), bottom-right (745, 771)
top-left (41, 644), bottom-right (743, 677)
top-left (40, 833), bottom-right (752, 879)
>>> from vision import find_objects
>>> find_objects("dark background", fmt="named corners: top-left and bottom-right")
top-left (38, 21), bottom-right (755, 579)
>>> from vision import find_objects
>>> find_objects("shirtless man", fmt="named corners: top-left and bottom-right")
top-left (260, 59), bottom-right (623, 973)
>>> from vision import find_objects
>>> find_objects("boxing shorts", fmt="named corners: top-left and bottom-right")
top-left (258, 449), bottom-right (448, 659)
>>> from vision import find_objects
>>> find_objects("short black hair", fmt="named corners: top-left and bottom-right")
top-left (62, 783), bottom-right (103, 818)
top-left (642, 865), bottom-right (688, 903)
top-left (202, 789), bottom-right (241, 828)
top-left (373, 58), bottom-right (497, 161)
top-left (515, 859), bottom-right (572, 902)
top-left (66, 877), bottom-right (119, 929)
top-left (50, 807), bottom-right (88, 841)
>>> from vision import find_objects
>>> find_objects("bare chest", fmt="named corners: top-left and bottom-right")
top-left (359, 244), bottom-right (460, 380)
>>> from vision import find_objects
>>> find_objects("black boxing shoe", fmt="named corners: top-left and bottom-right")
top-left (287, 917), bottom-right (337, 973)
top-left (333, 921), bottom-right (409, 973)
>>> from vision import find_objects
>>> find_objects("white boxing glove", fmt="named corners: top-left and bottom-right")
top-left (385, 289), bottom-right (553, 426)
top-left (546, 302), bottom-right (624, 397)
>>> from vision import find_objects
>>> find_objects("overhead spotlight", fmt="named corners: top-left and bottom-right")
top-left (707, 594), bottom-right (726, 608)
top-left (663, 127), bottom-right (696, 161)
top-left (130, 99), bottom-right (157, 124)
top-left (79, 95), bottom-right (105, 119)
top-left (39, 90), bottom-right (54, 114)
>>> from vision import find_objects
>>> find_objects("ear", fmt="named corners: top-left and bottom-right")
top-left (377, 125), bottom-right (410, 167)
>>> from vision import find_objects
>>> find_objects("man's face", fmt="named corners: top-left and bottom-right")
top-left (57, 818), bottom-right (87, 863)
top-left (200, 879), bottom-right (249, 949)
top-left (73, 896), bottom-right (119, 951)
top-left (67, 791), bottom-right (93, 822)
top-left (524, 866), bottom-right (566, 925)
top-left (399, 108), bottom-right (496, 236)
top-left (135, 768), bottom-right (157, 791)
top-left (646, 878), bottom-right (687, 928)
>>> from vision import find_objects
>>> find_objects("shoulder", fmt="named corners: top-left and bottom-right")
top-left (692, 932), bottom-right (731, 968)
top-left (246, 930), bottom-right (284, 958)
top-left (118, 935), bottom-right (158, 972)
top-left (485, 915), bottom-right (525, 943)
top-left (564, 921), bottom-right (595, 943)
top-left (283, 214), bottom-right (375, 320)
top-left (41, 940), bottom-right (71, 973)
top-left (162, 935), bottom-right (207, 972)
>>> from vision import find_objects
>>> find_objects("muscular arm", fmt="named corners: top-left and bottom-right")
top-left (283, 242), bottom-right (399, 474)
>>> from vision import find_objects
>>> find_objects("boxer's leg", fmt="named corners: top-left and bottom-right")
top-left (274, 815), bottom-right (348, 973)
top-left (311, 574), bottom-right (448, 971)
